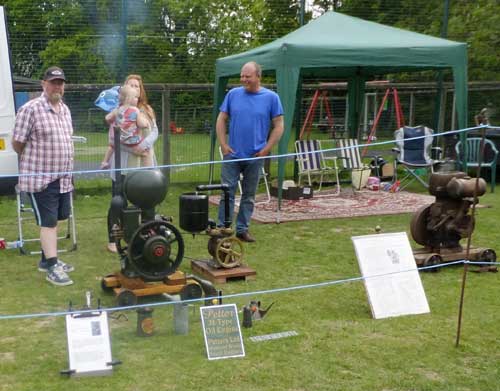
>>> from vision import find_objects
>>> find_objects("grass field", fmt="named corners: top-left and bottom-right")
top-left (0, 165), bottom-right (499, 390)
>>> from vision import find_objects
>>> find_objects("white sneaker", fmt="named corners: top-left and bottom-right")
top-left (38, 259), bottom-right (74, 273)
top-left (46, 265), bottom-right (73, 286)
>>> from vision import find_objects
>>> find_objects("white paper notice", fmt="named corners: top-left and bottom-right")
top-left (352, 232), bottom-right (430, 319)
top-left (65, 312), bottom-right (113, 376)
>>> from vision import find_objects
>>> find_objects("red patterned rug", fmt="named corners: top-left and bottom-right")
top-left (209, 189), bottom-right (435, 224)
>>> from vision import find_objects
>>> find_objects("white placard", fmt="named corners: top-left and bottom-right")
top-left (65, 311), bottom-right (113, 376)
top-left (352, 232), bottom-right (430, 319)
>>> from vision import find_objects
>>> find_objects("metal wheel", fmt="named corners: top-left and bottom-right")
top-left (410, 205), bottom-right (432, 246)
top-left (117, 289), bottom-right (137, 307)
top-left (215, 237), bottom-right (244, 268)
top-left (479, 249), bottom-right (496, 263)
top-left (180, 282), bottom-right (203, 301)
top-left (422, 253), bottom-right (442, 273)
top-left (127, 220), bottom-right (184, 281)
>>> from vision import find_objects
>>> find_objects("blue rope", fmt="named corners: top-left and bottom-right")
top-left (1, 259), bottom-right (496, 320)
top-left (0, 126), bottom-right (488, 179)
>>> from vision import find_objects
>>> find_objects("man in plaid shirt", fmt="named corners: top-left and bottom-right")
top-left (12, 66), bottom-right (75, 286)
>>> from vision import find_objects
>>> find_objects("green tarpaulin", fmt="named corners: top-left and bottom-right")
top-left (211, 11), bottom-right (468, 207)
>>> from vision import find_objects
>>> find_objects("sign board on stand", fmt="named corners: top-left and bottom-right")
top-left (63, 311), bottom-right (115, 377)
top-left (200, 304), bottom-right (245, 360)
top-left (352, 232), bottom-right (430, 319)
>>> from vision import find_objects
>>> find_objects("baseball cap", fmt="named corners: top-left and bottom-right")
top-left (43, 66), bottom-right (66, 81)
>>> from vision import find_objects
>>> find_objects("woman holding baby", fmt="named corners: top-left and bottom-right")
top-left (102, 74), bottom-right (159, 253)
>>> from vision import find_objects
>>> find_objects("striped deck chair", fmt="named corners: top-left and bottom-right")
top-left (295, 139), bottom-right (339, 193)
top-left (337, 138), bottom-right (371, 190)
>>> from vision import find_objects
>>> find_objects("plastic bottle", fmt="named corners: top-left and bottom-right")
top-left (6, 240), bottom-right (22, 249)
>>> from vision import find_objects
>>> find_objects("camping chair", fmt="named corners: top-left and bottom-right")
top-left (14, 135), bottom-right (87, 255)
top-left (218, 146), bottom-right (271, 203)
top-left (295, 139), bottom-right (340, 193)
top-left (337, 139), bottom-right (373, 190)
top-left (455, 137), bottom-right (498, 193)
top-left (393, 126), bottom-right (441, 190)
top-left (16, 187), bottom-right (77, 255)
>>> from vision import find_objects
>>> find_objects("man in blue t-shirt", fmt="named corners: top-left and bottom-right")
top-left (216, 61), bottom-right (284, 243)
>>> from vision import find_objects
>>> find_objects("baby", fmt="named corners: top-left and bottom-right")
top-left (101, 85), bottom-right (152, 169)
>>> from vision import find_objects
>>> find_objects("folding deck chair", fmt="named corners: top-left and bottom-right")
top-left (295, 139), bottom-right (340, 193)
top-left (393, 126), bottom-right (441, 190)
top-left (337, 138), bottom-right (372, 190)
top-left (16, 188), bottom-right (77, 255)
top-left (15, 135), bottom-right (86, 255)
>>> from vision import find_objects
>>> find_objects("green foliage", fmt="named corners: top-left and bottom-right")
top-left (448, 0), bottom-right (500, 80)
top-left (3, 0), bottom-right (499, 83)
top-left (40, 33), bottom-right (113, 83)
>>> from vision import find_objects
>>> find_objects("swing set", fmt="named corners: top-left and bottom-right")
top-left (299, 89), bottom-right (334, 140)
top-left (361, 87), bottom-right (405, 157)
top-left (299, 86), bottom-right (405, 146)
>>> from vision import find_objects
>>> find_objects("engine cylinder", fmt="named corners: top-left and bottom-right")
top-left (179, 192), bottom-right (209, 233)
top-left (123, 169), bottom-right (167, 209)
top-left (428, 171), bottom-right (467, 197)
top-left (446, 177), bottom-right (487, 198)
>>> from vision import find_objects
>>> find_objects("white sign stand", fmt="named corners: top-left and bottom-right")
top-left (63, 311), bottom-right (116, 377)
top-left (352, 232), bottom-right (430, 319)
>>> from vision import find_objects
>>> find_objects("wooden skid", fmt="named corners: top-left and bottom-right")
top-left (102, 271), bottom-right (192, 298)
top-left (413, 246), bottom-right (488, 265)
top-left (191, 260), bottom-right (256, 284)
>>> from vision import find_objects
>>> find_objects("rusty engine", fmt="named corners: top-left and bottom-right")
top-left (411, 170), bottom-right (486, 251)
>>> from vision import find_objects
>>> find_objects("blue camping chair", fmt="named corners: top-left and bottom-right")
top-left (455, 137), bottom-right (498, 193)
top-left (393, 126), bottom-right (441, 190)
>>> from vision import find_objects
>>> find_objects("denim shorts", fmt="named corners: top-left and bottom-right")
top-left (29, 180), bottom-right (71, 228)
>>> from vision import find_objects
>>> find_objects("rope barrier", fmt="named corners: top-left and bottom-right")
top-left (0, 124), bottom-right (496, 320)
top-left (0, 125), bottom-right (490, 179)
top-left (0, 259), bottom-right (496, 321)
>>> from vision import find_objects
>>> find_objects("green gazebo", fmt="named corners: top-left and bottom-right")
top-left (210, 11), bottom-right (468, 203)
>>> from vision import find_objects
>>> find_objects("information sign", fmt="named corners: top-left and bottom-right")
top-left (200, 304), bottom-right (245, 360)
top-left (65, 311), bottom-right (113, 376)
top-left (352, 232), bottom-right (430, 319)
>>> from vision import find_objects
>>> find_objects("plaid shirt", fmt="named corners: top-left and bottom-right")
top-left (13, 93), bottom-right (74, 193)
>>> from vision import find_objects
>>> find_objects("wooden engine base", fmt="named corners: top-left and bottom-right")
top-left (191, 260), bottom-right (256, 284)
top-left (101, 270), bottom-right (202, 306)
top-left (413, 246), bottom-right (496, 270)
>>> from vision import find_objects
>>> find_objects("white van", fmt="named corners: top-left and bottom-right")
top-left (0, 6), bottom-right (17, 195)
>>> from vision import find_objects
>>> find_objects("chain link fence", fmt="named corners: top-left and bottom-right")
top-left (13, 81), bottom-right (500, 185)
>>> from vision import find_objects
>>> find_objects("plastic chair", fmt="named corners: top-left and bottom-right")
top-left (218, 146), bottom-right (271, 203)
top-left (295, 139), bottom-right (339, 193)
top-left (455, 137), bottom-right (498, 193)
top-left (393, 126), bottom-right (441, 190)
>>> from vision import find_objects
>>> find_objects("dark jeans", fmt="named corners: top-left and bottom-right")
top-left (218, 156), bottom-right (263, 234)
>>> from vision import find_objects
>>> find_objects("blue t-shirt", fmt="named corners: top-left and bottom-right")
top-left (220, 86), bottom-right (284, 159)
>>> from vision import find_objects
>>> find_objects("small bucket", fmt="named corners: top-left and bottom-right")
top-left (136, 307), bottom-right (154, 337)
top-left (351, 168), bottom-right (371, 190)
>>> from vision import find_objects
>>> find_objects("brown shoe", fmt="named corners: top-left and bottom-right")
top-left (236, 231), bottom-right (256, 243)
